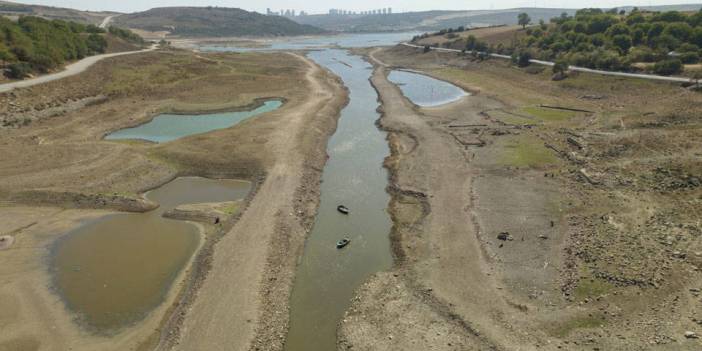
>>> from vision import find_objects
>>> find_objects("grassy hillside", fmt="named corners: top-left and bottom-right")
top-left (0, 0), bottom-right (115, 25)
top-left (113, 7), bottom-right (326, 37)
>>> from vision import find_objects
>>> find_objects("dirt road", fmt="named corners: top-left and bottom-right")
top-left (99, 15), bottom-right (117, 29)
top-left (0, 45), bottom-right (156, 94)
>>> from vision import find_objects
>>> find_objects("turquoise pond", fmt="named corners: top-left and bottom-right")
top-left (388, 70), bottom-right (469, 107)
top-left (105, 99), bottom-right (282, 143)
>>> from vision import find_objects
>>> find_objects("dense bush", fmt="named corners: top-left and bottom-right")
top-left (516, 8), bottom-right (702, 74)
top-left (6, 62), bottom-right (32, 78)
top-left (680, 51), bottom-right (700, 64)
top-left (108, 26), bottom-right (145, 44)
top-left (653, 58), bottom-right (683, 75)
top-left (0, 16), bottom-right (119, 78)
top-left (512, 50), bottom-right (533, 67)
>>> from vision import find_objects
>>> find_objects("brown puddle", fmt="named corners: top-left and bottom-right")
top-left (51, 177), bottom-right (251, 333)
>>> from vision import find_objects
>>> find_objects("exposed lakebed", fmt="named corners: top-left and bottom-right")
top-left (388, 69), bottom-right (469, 107)
top-left (105, 99), bottom-right (282, 143)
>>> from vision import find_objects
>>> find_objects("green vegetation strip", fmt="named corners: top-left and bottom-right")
top-left (521, 106), bottom-right (576, 122)
top-left (499, 134), bottom-right (559, 167)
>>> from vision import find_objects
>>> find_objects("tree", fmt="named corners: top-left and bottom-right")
top-left (465, 35), bottom-right (477, 51)
top-left (612, 34), bottom-right (633, 54)
top-left (85, 33), bottom-right (107, 54)
top-left (553, 59), bottom-right (569, 74)
top-left (515, 50), bottom-right (532, 67)
top-left (693, 28), bottom-right (702, 47)
top-left (0, 42), bottom-right (14, 66)
top-left (518, 13), bottom-right (531, 29)
top-left (663, 22), bottom-right (693, 42)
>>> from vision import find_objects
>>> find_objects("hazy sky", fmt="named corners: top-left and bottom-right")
top-left (13, 0), bottom-right (702, 14)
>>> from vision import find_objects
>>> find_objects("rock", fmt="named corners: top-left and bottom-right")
top-left (551, 72), bottom-right (568, 81)
top-left (673, 251), bottom-right (686, 259)
top-left (497, 232), bottom-right (513, 241)
top-left (684, 331), bottom-right (698, 339)
top-left (538, 234), bottom-right (549, 239)
top-left (0, 235), bottom-right (14, 250)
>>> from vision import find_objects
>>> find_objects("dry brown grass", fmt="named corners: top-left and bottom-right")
top-left (416, 25), bottom-right (525, 47)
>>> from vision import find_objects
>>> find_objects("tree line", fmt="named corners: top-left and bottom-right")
top-left (0, 16), bottom-right (143, 79)
top-left (514, 8), bottom-right (702, 75)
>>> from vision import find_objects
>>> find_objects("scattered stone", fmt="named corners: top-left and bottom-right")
top-left (497, 232), bottom-right (513, 241)
top-left (684, 331), bottom-right (698, 339)
top-left (0, 235), bottom-right (14, 250)
top-left (673, 251), bottom-right (686, 259)
top-left (538, 234), bottom-right (549, 239)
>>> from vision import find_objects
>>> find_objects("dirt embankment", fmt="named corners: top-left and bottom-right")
top-left (339, 45), bottom-right (702, 350)
top-left (0, 49), bottom-right (348, 351)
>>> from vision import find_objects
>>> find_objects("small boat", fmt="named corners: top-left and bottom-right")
top-left (337, 205), bottom-right (349, 214)
top-left (336, 238), bottom-right (351, 249)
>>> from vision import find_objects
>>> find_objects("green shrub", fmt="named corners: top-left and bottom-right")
top-left (514, 50), bottom-right (532, 67)
top-left (679, 52), bottom-right (700, 64)
top-left (628, 46), bottom-right (656, 62)
top-left (6, 62), bottom-right (32, 78)
top-left (653, 59), bottom-right (683, 75)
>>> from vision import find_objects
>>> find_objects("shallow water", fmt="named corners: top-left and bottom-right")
top-left (284, 49), bottom-right (393, 351)
top-left (51, 177), bottom-right (251, 332)
top-left (105, 99), bottom-right (282, 143)
top-left (201, 32), bottom-right (420, 52)
top-left (388, 69), bottom-right (469, 107)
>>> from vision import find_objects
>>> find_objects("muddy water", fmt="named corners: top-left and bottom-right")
top-left (284, 50), bottom-right (393, 351)
top-left (51, 177), bottom-right (250, 332)
top-left (388, 69), bottom-right (468, 107)
top-left (105, 99), bottom-right (282, 143)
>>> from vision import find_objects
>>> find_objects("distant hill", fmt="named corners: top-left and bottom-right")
top-left (293, 9), bottom-right (577, 32)
top-left (292, 4), bottom-right (702, 32)
top-left (113, 7), bottom-right (326, 37)
top-left (0, 0), bottom-right (116, 25)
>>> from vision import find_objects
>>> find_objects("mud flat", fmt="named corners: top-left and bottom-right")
top-left (339, 45), bottom-right (702, 350)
